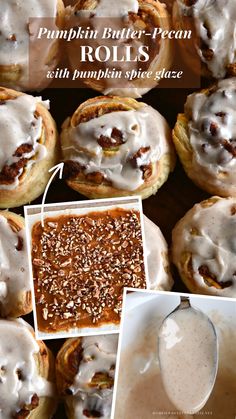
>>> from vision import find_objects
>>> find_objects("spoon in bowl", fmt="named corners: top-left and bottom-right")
top-left (158, 296), bottom-right (218, 414)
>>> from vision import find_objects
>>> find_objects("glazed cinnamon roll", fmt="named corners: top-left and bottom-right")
top-left (0, 0), bottom-right (65, 91)
top-left (0, 87), bottom-right (59, 208)
top-left (173, 78), bottom-right (236, 197)
top-left (144, 216), bottom-right (173, 291)
top-left (172, 196), bottom-right (236, 298)
top-left (56, 335), bottom-right (118, 419)
top-left (0, 211), bottom-right (32, 318)
top-left (61, 96), bottom-right (175, 200)
top-left (173, 0), bottom-right (236, 79)
top-left (0, 318), bottom-right (56, 418)
top-left (65, 0), bottom-right (172, 98)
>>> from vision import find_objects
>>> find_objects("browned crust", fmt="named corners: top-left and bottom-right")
top-left (0, 87), bottom-right (60, 208)
top-left (61, 96), bottom-right (175, 200)
top-left (56, 338), bottom-right (83, 396)
top-left (27, 340), bottom-right (57, 419)
top-left (56, 338), bottom-right (83, 419)
top-left (70, 96), bottom-right (141, 125)
top-left (0, 211), bottom-right (32, 318)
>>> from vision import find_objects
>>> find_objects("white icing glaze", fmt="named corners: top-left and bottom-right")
top-left (0, 94), bottom-right (49, 190)
top-left (0, 0), bottom-right (58, 87)
top-left (144, 216), bottom-right (173, 291)
top-left (0, 318), bottom-right (53, 418)
top-left (70, 335), bottom-right (118, 419)
top-left (159, 307), bottom-right (217, 413)
top-left (177, 0), bottom-right (236, 78)
top-left (172, 197), bottom-right (236, 297)
top-left (185, 78), bottom-right (236, 195)
top-left (0, 215), bottom-right (30, 316)
top-left (95, 0), bottom-right (139, 17)
top-left (114, 302), bottom-right (236, 419)
top-left (62, 104), bottom-right (171, 191)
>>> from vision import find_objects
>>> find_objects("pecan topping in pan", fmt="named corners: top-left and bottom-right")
top-left (32, 209), bottom-right (146, 332)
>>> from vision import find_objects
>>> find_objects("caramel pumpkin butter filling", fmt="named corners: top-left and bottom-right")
top-left (32, 208), bottom-right (146, 333)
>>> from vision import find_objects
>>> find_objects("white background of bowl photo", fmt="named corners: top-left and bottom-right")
top-left (111, 289), bottom-right (236, 419)
top-left (24, 196), bottom-right (148, 340)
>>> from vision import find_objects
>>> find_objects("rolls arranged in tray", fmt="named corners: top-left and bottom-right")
top-left (0, 0), bottom-right (65, 91)
top-left (0, 87), bottom-right (59, 208)
top-left (173, 0), bottom-right (236, 78)
top-left (61, 96), bottom-right (175, 200)
top-left (0, 211), bottom-right (32, 318)
top-left (65, 0), bottom-right (172, 97)
top-left (172, 196), bottom-right (236, 298)
top-left (56, 335), bottom-right (118, 419)
top-left (173, 78), bottom-right (236, 197)
top-left (0, 318), bottom-right (56, 418)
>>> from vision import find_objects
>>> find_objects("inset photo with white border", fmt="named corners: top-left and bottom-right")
top-left (24, 196), bottom-right (148, 340)
top-left (111, 289), bottom-right (236, 419)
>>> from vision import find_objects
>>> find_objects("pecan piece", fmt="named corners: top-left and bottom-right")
top-left (83, 409), bottom-right (103, 418)
top-left (221, 139), bottom-right (236, 157)
top-left (130, 147), bottom-right (151, 168)
top-left (7, 34), bottom-right (17, 42)
top-left (215, 112), bottom-right (226, 119)
top-left (184, 0), bottom-right (197, 5)
top-left (33, 259), bottom-right (44, 267)
top-left (231, 205), bottom-right (236, 215)
top-left (14, 394), bottom-right (39, 419)
top-left (227, 63), bottom-right (236, 77)
top-left (201, 40), bottom-right (214, 61)
top-left (64, 160), bottom-right (83, 179)
top-left (97, 128), bottom-right (124, 149)
top-left (0, 159), bottom-right (27, 183)
top-left (142, 164), bottom-right (152, 180)
top-left (86, 171), bottom-right (104, 185)
top-left (14, 143), bottom-right (33, 157)
top-left (209, 122), bottom-right (218, 136)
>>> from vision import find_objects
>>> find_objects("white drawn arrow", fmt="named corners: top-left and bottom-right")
top-left (41, 162), bottom-right (64, 228)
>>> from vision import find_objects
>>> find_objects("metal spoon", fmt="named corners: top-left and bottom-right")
top-left (158, 296), bottom-right (218, 414)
